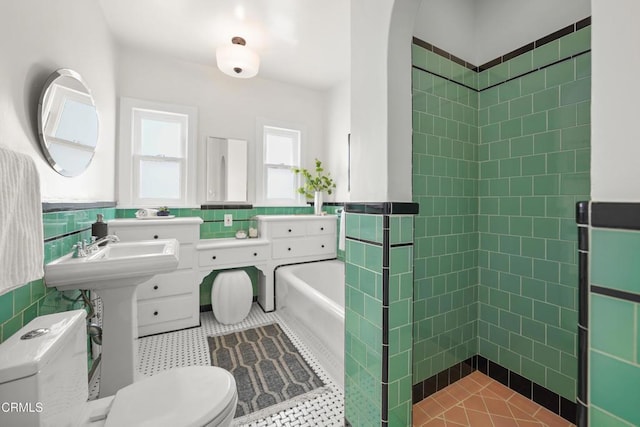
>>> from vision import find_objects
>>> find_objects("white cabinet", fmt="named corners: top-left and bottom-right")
top-left (108, 217), bottom-right (203, 337)
top-left (255, 215), bottom-right (337, 311)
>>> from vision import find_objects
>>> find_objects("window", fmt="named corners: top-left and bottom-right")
top-left (257, 124), bottom-right (302, 205)
top-left (118, 98), bottom-right (197, 207)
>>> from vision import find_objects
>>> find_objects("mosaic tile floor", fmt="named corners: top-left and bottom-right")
top-left (90, 304), bottom-right (344, 426)
top-left (412, 372), bottom-right (574, 427)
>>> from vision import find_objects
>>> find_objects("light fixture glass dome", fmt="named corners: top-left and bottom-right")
top-left (216, 37), bottom-right (260, 79)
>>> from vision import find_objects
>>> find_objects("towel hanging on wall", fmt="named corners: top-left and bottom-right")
top-left (0, 146), bottom-right (43, 295)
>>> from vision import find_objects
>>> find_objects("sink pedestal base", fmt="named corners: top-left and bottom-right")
top-left (96, 284), bottom-right (139, 397)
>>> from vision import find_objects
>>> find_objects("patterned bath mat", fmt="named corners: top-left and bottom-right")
top-left (207, 322), bottom-right (328, 423)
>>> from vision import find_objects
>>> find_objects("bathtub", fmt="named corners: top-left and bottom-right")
top-left (275, 260), bottom-right (344, 378)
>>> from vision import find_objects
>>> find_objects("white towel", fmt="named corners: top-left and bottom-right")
top-left (0, 146), bottom-right (43, 295)
top-left (338, 209), bottom-right (346, 251)
top-left (135, 208), bottom-right (158, 218)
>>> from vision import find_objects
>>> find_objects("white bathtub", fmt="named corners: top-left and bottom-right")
top-left (276, 260), bottom-right (344, 382)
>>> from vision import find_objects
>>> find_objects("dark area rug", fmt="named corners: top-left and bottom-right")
top-left (207, 323), bottom-right (327, 422)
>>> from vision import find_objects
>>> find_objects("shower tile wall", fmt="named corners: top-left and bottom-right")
top-left (411, 52), bottom-right (479, 386)
top-left (344, 210), bottom-right (415, 426)
top-left (477, 28), bottom-right (590, 402)
top-left (0, 207), bottom-right (116, 344)
top-left (412, 23), bottom-right (590, 403)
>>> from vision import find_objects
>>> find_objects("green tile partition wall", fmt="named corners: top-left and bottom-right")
top-left (344, 211), bottom-right (415, 426)
top-left (589, 228), bottom-right (640, 426)
top-left (412, 25), bottom-right (590, 403)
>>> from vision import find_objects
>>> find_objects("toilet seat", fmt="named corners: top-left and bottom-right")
top-left (104, 366), bottom-right (237, 427)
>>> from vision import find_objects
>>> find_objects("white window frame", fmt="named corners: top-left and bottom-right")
top-left (255, 118), bottom-right (305, 206)
top-left (118, 97), bottom-right (198, 208)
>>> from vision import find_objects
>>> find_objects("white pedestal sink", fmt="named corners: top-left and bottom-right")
top-left (44, 239), bottom-right (179, 397)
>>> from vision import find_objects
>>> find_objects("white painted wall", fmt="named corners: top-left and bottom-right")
top-left (0, 0), bottom-right (116, 202)
top-left (414, 0), bottom-right (590, 65)
top-left (116, 46), bottom-right (326, 205)
top-left (591, 0), bottom-right (640, 201)
top-left (350, 0), bottom-right (419, 202)
top-left (413, 0), bottom-right (476, 63)
top-left (323, 80), bottom-right (350, 202)
top-left (474, 0), bottom-right (590, 65)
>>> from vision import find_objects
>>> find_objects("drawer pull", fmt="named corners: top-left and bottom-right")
top-left (153, 311), bottom-right (158, 316)
top-left (288, 247), bottom-right (291, 251)
top-left (153, 235), bottom-right (159, 239)
top-left (288, 229), bottom-right (292, 233)
top-left (321, 244), bottom-right (325, 248)
top-left (212, 255), bottom-right (217, 260)
top-left (321, 227), bottom-right (324, 231)
top-left (153, 285), bottom-right (159, 290)
top-left (253, 252), bottom-right (257, 256)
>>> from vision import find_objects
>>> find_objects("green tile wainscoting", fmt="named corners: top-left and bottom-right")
top-left (0, 206), bottom-right (118, 371)
top-left (344, 204), bottom-right (418, 427)
top-left (411, 18), bottom-right (590, 415)
top-left (577, 203), bottom-right (640, 427)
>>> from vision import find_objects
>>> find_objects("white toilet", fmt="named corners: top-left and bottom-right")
top-left (0, 310), bottom-right (238, 427)
top-left (211, 270), bottom-right (253, 324)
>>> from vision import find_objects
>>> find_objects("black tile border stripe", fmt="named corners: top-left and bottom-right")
top-left (576, 200), bottom-right (589, 426)
top-left (414, 16), bottom-right (590, 74)
top-left (412, 355), bottom-right (577, 424)
top-left (345, 236), bottom-right (383, 247)
top-left (42, 201), bottom-right (117, 213)
top-left (345, 202), bottom-right (419, 215)
top-left (381, 214), bottom-right (390, 423)
top-left (412, 64), bottom-right (477, 92)
top-left (591, 285), bottom-right (640, 304)
top-left (43, 226), bottom-right (91, 243)
top-left (576, 201), bottom-right (589, 225)
top-left (200, 204), bottom-right (253, 210)
top-left (591, 202), bottom-right (640, 230)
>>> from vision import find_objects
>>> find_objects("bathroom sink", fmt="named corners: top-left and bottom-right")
top-left (44, 238), bottom-right (180, 397)
top-left (45, 239), bottom-right (179, 291)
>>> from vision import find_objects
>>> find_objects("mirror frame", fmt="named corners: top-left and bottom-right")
top-left (37, 68), bottom-right (99, 177)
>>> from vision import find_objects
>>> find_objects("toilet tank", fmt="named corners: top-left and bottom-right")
top-left (0, 309), bottom-right (89, 427)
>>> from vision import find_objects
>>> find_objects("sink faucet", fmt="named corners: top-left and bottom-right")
top-left (73, 235), bottom-right (120, 258)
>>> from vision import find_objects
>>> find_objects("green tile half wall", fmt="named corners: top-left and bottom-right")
top-left (344, 210), bottom-right (416, 426)
top-left (412, 24), bottom-right (590, 402)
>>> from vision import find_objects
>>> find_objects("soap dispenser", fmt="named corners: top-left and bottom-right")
top-left (91, 214), bottom-right (108, 245)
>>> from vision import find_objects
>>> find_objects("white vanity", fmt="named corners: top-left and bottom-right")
top-left (108, 217), bottom-right (203, 336)
top-left (109, 214), bottom-right (337, 335)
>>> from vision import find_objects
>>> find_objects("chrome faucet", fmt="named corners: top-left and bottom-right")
top-left (73, 235), bottom-right (120, 258)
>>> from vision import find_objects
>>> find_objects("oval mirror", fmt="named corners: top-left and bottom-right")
top-left (37, 69), bottom-right (99, 177)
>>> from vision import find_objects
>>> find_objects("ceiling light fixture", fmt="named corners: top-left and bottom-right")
top-left (216, 36), bottom-right (260, 79)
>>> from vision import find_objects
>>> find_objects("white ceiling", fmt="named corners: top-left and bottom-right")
top-left (98, 1), bottom-right (590, 91)
top-left (98, 0), bottom-right (350, 91)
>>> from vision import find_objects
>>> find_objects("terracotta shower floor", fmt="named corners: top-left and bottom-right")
top-left (412, 371), bottom-right (575, 426)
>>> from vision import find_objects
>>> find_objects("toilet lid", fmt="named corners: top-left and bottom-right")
top-left (105, 366), bottom-right (236, 427)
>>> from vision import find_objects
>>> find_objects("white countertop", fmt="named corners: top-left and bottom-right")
top-left (196, 238), bottom-right (269, 250)
top-left (253, 214), bottom-right (337, 221)
top-left (109, 217), bottom-right (204, 226)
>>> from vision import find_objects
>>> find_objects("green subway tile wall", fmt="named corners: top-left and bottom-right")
top-left (344, 212), bottom-right (416, 426)
top-left (412, 25), bottom-right (590, 401)
top-left (0, 207), bottom-right (116, 347)
top-left (590, 229), bottom-right (640, 426)
top-left (345, 215), bottom-right (384, 426)
top-left (412, 51), bottom-right (479, 386)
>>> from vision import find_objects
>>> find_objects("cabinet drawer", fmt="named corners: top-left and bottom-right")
top-left (111, 225), bottom-right (199, 243)
top-left (137, 294), bottom-right (196, 327)
top-left (270, 222), bottom-right (306, 238)
top-left (306, 220), bottom-right (336, 236)
top-left (137, 270), bottom-right (195, 301)
top-left (272, 236), bottom-right (335, 259)
top-left (199, 245), bottom-right (267, 268)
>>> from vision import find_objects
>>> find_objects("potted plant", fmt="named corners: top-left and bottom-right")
top-left (292, 159), bottom-right (336, 215)
top-left (157, 206), bottom-right (171, 217)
